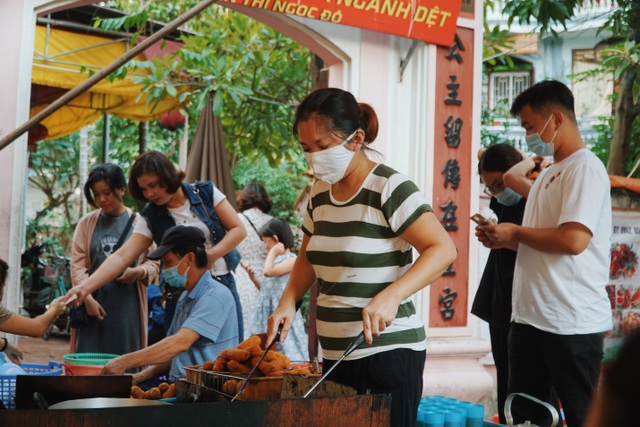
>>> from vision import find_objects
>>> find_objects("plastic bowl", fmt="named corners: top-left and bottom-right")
top-left (63, 353), bottom-right (119, 366)
top-left (62, 363), bottom-right (106, 376)
top-left (62, 353), bottom-right (119, 376)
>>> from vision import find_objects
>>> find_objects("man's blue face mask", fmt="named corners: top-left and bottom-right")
top-left (162, 255), bottom-right (190, 288)
top-left (525, 115), bottom-right (557, 157)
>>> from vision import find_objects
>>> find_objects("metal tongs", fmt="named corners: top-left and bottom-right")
top-left (303, 331), bottom-right (365, 398)
top-left (230, 325), bottom-right (282, 401)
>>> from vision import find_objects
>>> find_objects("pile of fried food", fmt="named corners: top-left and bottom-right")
top-left (202, 335), bottom-right (313, 377)
top-left (131, 382), bottom-right (176, 400)
top-left (201, 335), bottom-right (314, 399)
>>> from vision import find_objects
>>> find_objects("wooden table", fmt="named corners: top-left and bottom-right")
top-left (0, 394), bottom-right (391, 426)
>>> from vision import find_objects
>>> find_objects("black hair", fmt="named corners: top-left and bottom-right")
top-left (0, 258), bottom-right (7, 288)
top-left (478, 144), bottom-right (524, 174)
top-left (510, 80), bottom-right (577, 124)
top-left (293, 88), bottom-right (379, 144)
top-left (170, 245), bottom-right (208, 269)
top-left (129, 151), bottom-right (185, 203)
top-left (237, 182), bottom-right (272, 213)
top-left (84, 164), bottom-right (127, 209)
top-left (597, 330), bottom-right (640, 426)
top-left (258, 218), bottom-right (294, 250)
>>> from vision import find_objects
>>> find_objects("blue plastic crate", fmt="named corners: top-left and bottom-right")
top-left (0, 361), bottom-right (62, 409)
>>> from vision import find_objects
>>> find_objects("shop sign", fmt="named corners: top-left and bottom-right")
top-left (219, 0), bottom-right (463, 47)
top-left (604, 211), bottom-right (640, 363)
top-left (428, 27), bottom-right (474, 328)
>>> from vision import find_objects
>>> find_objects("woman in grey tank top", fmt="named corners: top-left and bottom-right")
top-left (70, 164), bottom-right (158, 356)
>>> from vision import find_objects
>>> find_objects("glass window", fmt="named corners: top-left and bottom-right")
top-left (489, 71), bottom-right (531, 112)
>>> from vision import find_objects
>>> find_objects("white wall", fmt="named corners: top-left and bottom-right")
top-left (0, 0), bottom-right (35, 319)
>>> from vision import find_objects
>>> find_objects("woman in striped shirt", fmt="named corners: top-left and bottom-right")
top-left (267, 88), bottom-right (457, 427)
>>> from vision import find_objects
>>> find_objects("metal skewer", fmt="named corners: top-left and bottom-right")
top-left (303, 331), bottom-right (365, 399)
top-left (230, 325), bottom-right (282, 401)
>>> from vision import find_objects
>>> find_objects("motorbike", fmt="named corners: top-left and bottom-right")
top-left (21, 243), bottom-right (47, 315)
top-left (21, 244), bottom-right (72, 339)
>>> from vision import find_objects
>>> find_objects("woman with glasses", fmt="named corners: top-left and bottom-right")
top-left (70, 164), bottom-right (159, 355)
top-left (472, 144), bottom-right (545, 423)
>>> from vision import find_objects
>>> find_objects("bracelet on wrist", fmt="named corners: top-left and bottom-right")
top-left (140, 267), bottom-right (148, 280)
top-left (0, 337), bottom-right (8, 352)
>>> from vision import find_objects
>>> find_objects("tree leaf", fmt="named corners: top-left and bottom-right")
top-left (166, 85), bottom-right (178, 97)
top-left (633, 75), bottom-right (640, 104)
top-left (212, 91), bottom-right (223, 116)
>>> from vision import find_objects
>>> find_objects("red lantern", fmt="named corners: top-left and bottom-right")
top-left (158, 110), bottom-right (185, 131)
top-left (27, 124), bottom-right (48, 152)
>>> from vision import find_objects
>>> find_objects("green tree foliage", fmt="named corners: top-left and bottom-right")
top-left (483, 0), bottom-right (514, 67)
top-left (233, 155), bottom-right (311, 227)
top-left (27, 135), bottom-right (81, 252)
top-left (27, 2), bottom-right (313, 252)
top-left (502, 0), bottom-right (640, 176)
top-left (102, 0), bottom-right (312, 168)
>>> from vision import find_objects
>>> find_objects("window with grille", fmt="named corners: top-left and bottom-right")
top-left (489, 71), bottom-right (531, 113)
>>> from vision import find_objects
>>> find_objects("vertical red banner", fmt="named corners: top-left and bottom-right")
top-left (429, 27), bottom-right (474, 328)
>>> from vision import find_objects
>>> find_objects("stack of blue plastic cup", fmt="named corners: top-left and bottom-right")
top-left (416, 395), bottom-right (486, 427)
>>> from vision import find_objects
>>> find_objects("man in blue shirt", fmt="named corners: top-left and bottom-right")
top-left (102, 225), bottom-right (238, 384)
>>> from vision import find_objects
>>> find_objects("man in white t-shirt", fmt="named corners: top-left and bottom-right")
top-left (477, 80), bottom-right (612, 427)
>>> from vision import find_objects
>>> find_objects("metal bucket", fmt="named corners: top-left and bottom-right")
top-left (504, 393), bottom-right (560, 427)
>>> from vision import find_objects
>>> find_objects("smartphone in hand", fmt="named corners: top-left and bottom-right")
top-left (470, 213), bottom-right (495, 225)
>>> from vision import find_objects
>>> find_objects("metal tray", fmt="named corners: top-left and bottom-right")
top-left (183, 366), bottom-right (284, 400)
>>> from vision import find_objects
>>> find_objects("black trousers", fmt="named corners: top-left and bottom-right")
top-left (490, 324), bottom-right (510, 424)
top-left (323, 348), bottom-right (426, 427)
top-left (507, 323), bottom-right (604, 427)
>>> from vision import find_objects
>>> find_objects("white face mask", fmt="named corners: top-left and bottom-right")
top-left (304, 130), bottom-right (358, 185)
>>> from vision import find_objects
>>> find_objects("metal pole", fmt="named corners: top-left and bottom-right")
top-left (103, 114), bottom-right (110, 163)
top-left (139, 121), bottom-right (148, 154)
top-left (79, 127), bottom-right (89, 216)
top-left (0, 0), bottom-right (218, 152)
top-left (178, 111), bottom-right (189, 170)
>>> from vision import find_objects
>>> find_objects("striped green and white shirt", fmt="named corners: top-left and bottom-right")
top-left (303, 164), bottom-right (432, 360)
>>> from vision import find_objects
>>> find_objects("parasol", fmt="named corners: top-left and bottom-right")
top-left (185, 94), bottom-right (237, 207)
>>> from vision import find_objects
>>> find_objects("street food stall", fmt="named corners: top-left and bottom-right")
top-left (0, 335), bottom-right (392, 426)
top-left (1, 364), bottom-right (391, 427)
top-left (1, 394), bottom-right (391, 427)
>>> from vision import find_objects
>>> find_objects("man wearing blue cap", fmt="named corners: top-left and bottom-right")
top-left (102, 225), bottom-right (239, 385)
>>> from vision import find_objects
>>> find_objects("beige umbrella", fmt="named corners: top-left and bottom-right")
top-left (185, 94), bottom-right (237, 207)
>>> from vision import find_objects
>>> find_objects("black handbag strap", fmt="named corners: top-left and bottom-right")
top-left (115, 212), bottom-right (136, 252)
top-left (241, 213), bottom-right (260, 235)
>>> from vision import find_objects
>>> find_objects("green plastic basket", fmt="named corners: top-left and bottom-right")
top-left (62, 353), bottom-right (119, 366)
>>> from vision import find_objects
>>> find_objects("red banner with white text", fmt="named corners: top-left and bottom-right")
top-left (219, 0), bottom-right (463, 46)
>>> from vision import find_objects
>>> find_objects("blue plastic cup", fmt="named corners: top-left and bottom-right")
top-left (422, 395), bottom-right (445, 405)
top-left (465, 403), bottom-right (484, 427)
top-left (423, 410), bottom-right (446, 427)
top-left (420, 397), bottom-right (441, 410)
top-left (444, 410), bottom-right (463, 427)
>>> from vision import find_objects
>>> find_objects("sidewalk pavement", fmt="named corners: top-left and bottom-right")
top-left (16, 335), bottom-right (70, 365)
